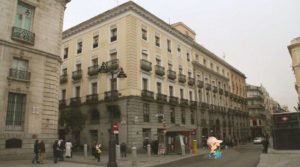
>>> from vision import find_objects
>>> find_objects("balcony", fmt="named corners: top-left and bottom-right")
top-left (141, 90), bottom-right (154, 101)
top-left (141, 59), bottom-right (152, 72)
top-left (188, 77), bottom-right (195, 86)
top-left (59, 99), bottom-right (66, 107)
top-left (105, 90), bottom-right (119, 101)
top-left (219, 88), bottom-right (223, 95)
top-left (225, 91), bottom-right (229, 97)
top-left (178, 74), bottom-right (186, 83)
top-left (197, 80), bottom-right (204, 88)
top-left (72, 70), bottom-right (82, 81)
top-left (169, 96), bottom-right (179, 105)
top-left (8, 68), bottom-right (31, 81)
top-left (201, 102), bottom-right (209, 109)
top-left (86, 94), bottom-right (98, 104)
top-left (180, 98), bottom-right (189, 106)
top-left (212, 86), bottom-right (218, 93)
top-left (205, 83), bottom-right (211, 91)
top-left (167, 70), bottom-right (177, 80)
top-left (88, 65), bottom-right (99, 76)
top-left (107, 59), bottom-right (119, 71)
top-left (70, 97), bottom-right (81, 106)
top-left (11, 26), bottom-right (35, 45)
top-left (190, 101), bottom-right (197, 108)
top-left (155, 65), bottom-right (165, 76)
top-left (156, 93), bottom-right (167, 104)
top-left (60, 74), bottom-right (68, 84)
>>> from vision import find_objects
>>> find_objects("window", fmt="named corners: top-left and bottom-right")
top-left (168, 63), bottom-right (173, 70)
top-left (91, 82), bottom-right (97, 94)
top-left (110, 51), bottom-right (117, 60)
top-left (217, 66), bottom-right (219, 72)
top-left (110, 27), bottom-right (117, 42)
top-left (203, 59), bottom-right (206, 66)
top-left (180, 89), bottom-right (184, 99)
top-left (177, 45), bottom-right (181, 56)
top-left (142, 28), bottom-right (147, 40)
top-left (6, 93), bottom-right (26, 130)
top-left (170, 108), bottom-right (175, 123)
top-left (156, 58), bottom-right (161, 65)
top-left (93, 35), bottom-right (99, 48)
top-left (181, 109), bottom-right (185, 124)
top-left (142, 78), bottom-right (148, 90)
top-left (210, 63), bottom-right (213, 69)
top-left (189, 91), bottom-right (193, 101)
top-left (62, 68), bottom-right (67, 75)
top-left (155, 35), bottom-right (160, 47)
top-left (63, 47), bottom-right (68, 59)
top-left (10, 58), bottom-right (29, 80)
top-left (169, 86), bottom-right (174, 97)
top-left (15, 1), bottom-right (34, 30)
top-left (92, 58), bottom-right (98, 66)
top-left (76, 64), bottom-right (81, 71)
top-left (61, 89), bottom-right (66, 100)
top-left (143, 103), bottom-right (150, 122)
top-left (77, 41), bottom-right (82, 54)
top-left (187, 52), bottom-right (190, 62)
top-left (142, 50), bottom-right (148, 60)
top-left (191, 110), bottom-right (195, 124)
top-left (157, 82), bottom-right (162, 94)
top-left (179, 67), bottom-right (183, 74)
top-left (158, 105), bottom-right (164, 123)
top-left (167, 39), bottom-right (171, 52)
top-left (195, 54), bottom-right (199, 61)
top-left (188, 72), bottom-right (192, 78)
top-left (75, 86), bottom-right (80, 97)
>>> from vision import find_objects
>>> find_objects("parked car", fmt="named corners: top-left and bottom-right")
top-left (253, 137), bottom-right (264, 144)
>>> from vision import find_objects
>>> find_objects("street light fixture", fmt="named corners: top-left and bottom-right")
top-left (99, 61), bottom-right (127, 167)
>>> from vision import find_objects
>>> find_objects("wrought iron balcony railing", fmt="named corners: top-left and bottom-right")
top-left (107, 59), bottom-right (119, 71)
top-left (86, 94), bottom-right (98, 104)
top-left (60, 74), bottom-right (68, 84)
top-left (70, 97), bottom-right (81, 106)
top-left (8, 68), bottom-right (31, 81)
top-left (156, 93), bottom-right (167, 103)
top-left (205, 83), bottom-right (211, 91)
top-left (155, 65), bottom-right (165, 76)
top-left (167, 70), bottom-right (176, 80)
top-left (141, 90), bottom-right (154, 101)
top-left (190, 101), bottom-right (197, 108)
top-left (169, 96), bottom-right (179, 105)
top-left (213, 86), bottom-right (218, 93)
top-left (141, 59), bottom-right (152, 72)
top-left (188, 77), bottom-right (195, 86)
top-left (219, 88), bottom-right (224, 95)
top-left (105, 90), bottom-right (119, 101)
top-left (178, 74), bottom-right (186, 83)
top-left (72, 70), bottom-right (82, 81)
top-left (180, 98), bottom-right (189, 106)
top-left (11, 26), bottom-right (35, 45)
top-left (88, 65), bottom-right (99, 76)
top-left (197, 80), bottom-right (204, 88)
top-left (59, 99), bottom-right (66, 107)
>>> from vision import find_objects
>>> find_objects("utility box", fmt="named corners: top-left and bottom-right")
top-left (272, 112), bottom-right (300, 149)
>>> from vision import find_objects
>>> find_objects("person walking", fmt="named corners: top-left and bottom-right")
top-left (58, 139), bottom-right (65, 161)
top-left (262, 137), bottom-right (269, 153)
top-left (32, 139), bottom-right (39, 164)
top-left (120, 142), bottom-right (127, 158)
top-left (95, 143), bottom-right (102, 162)
top-left (65, 140), bottom-right (72, 158)
top-left (39, 140), bottom-right (45, 164)
top-left (53, 140), bottom-right (59, 163)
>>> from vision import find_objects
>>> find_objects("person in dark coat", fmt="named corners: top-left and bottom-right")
top-left (59, 139), bottom-right (65, 161)
top-left (262, 137), bottom-right (269, 153)
top-left (120, 142), bottom-right (127, 158)
top-left (39, 140), bottom-right (46, 164)
top-left (32, 139), bottom-right (39, 164)
top-left (53, 140), bottom-right (59, 163)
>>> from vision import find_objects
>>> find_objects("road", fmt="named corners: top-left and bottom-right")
top-left (156, 144), bottom-right (262, 167)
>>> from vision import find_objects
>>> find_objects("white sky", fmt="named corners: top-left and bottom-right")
top-left (63, 0), bottom-right (300, 111)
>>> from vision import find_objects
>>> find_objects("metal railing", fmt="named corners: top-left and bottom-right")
top-left (11, 26), bottom-right (35, 45)
top-left (9, 68), bottom-right (31, 81)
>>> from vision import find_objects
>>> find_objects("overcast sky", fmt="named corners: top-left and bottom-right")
top-left (63, 0), bottom-right (300, 111)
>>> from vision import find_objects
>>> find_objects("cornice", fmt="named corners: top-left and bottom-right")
top-left (0, 39), bottom-right (62, 63)
top-left (63, 1), bottom-right (246, 78)
top-left (192, 61), bottom-right (229, 82)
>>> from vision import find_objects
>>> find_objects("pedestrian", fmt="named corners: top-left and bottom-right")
top-left (120, 142), bottom-right (127, 158)
top-left (95, 143), bottom-right (102, 162)
top-left (65, 140), bottom-right (72, 158)
top-left (53, 140), bottom-right (59, 163)
top-left (39, 140), bottom-right (45, 164)
top-left (262, 137), bottom-right (269, 153)
top-left (58, 139), bottom-right (65, 161)
top-left (32, 139), bottom-right (39, 164)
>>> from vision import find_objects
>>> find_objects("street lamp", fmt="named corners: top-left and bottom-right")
top-left (99, 61), bottom-right (127, 167)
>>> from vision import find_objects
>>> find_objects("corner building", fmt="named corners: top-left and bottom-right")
top-left (60, 1), bottom-right (249, 152)
top-left (0, 0), bottom-right (70, 159)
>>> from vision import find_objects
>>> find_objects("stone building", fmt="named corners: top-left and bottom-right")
top-left (59, 1), bottom-right (249, 152)
top-left (288, 37), bottom-right (300, 110)
top-left (0, 0), bottom-right (70, 159)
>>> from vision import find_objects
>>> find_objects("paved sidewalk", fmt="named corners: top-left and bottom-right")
top-left (256, 148), bottom-right (300, 167)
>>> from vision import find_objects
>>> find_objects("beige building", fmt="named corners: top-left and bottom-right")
top-left (0, 0), bottom-right (70, 159)
top-left (288, 37), bottom-right (300, 109)
top-left (59, 1), bottom-right (249, 151)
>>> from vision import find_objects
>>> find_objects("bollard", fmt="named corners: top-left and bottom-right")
top-left (131, 146), bottom-right (137, 166)
top-left (147, 144), bottom-right (151, 157)
top-left (84, 144), bottom-right (88, 157)
top-left (181, 145), bottom-right (185, 156)
top-left (116, 144), bottom-right (121, 160)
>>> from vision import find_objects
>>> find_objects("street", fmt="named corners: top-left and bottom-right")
top-left (155, 144), bottom-right (262, 167)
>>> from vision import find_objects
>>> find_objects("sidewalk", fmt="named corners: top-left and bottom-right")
top-left (256, 148), bottom-right (300, 167)
top-left (65, 149), bottom-right (209, 167)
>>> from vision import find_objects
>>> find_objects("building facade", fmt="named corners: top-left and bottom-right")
top-left (59, 1), bottom-right (249, 152)
top-left (288, 37), bottom-right (300, 110)
top-left (0, 0), bottom-right (69, 159)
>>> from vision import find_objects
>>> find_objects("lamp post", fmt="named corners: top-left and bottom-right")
top-left (99, 62), bottom-right (127, 167)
